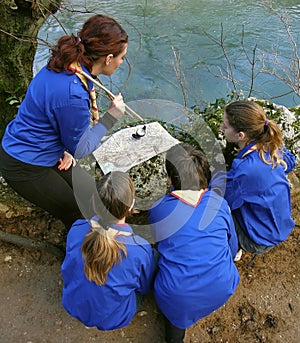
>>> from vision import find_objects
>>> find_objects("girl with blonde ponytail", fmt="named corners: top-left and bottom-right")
top-left (212, 100), bottom-right (296, 259)
top-left (61, 171), bottom-right (156, 330)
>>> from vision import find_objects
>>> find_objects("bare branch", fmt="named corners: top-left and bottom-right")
top-left (240, 25), bottom-right (258, 98)
top-left (122, 1), bottom-right (148, 92)
top-left (0, 29), bottom-right (34, 43)
top-left (170, 46), bottom-right (188, 107)
top-left (203, 23), bottom-right (240, 97)
top-left (257, 3), bottom-right (300, 97)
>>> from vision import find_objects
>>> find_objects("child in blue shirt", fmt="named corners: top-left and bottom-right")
top-left (211, 100), bottom-right (295, 259)
top-left (149, 143), bottom-right (240, 343)
top-left (61, 171), bottom-right (156, 330)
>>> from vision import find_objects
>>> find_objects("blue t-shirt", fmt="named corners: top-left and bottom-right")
top-left (61, 219), bottom-right (156, 330)
top-left (2, 66), bottom-right (107, 166)
top-left (149, 190), bottom-right (240, 329)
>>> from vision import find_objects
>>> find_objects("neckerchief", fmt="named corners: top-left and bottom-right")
top-left (68, 62), bottom-right (99, 123)
top-left (170, 189), bottom-right (207, 207)
top-left (236, 142), bottom-right (258, 159)
top-left (90, 219), bottom-right (133, 239)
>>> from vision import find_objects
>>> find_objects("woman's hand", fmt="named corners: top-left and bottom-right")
top-left (107, 93), bottom-right (125, 118)
top-left (58, 151), bottom-right (76, 171)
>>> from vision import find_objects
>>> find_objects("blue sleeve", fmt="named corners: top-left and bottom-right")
top-left (226, 207), bottom-right (239, 257)
top-left (223, 170), bottom-right (243, 210)
top-left (136, 248), bottom-right (156, 294)
top-left (208, 171), bottom-right (227, 196)
top-left (283, 147), bottom-right (296, 174)
top-left (209, 169), bottom-right (244, 210)
top-left (74, 123), bottom-right (108, 159)
top-left (148, 200), bottom-right (163, 242)
top-left (74, 112), bottom-right (117, 158)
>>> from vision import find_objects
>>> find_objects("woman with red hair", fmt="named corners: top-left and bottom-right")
top-left (0, 14), bottom-right (128, 228)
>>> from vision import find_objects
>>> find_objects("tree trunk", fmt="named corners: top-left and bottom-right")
top-left (0, 0), bottom-right (61, 138)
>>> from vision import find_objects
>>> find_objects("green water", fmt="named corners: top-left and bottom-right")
top-left (35, 0), bottom-right (300, 107)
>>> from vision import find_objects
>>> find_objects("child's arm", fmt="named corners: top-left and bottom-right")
top-left (136, 247), bottom-right (156, 294)
top-left (283, 147), bottom-right (296, 174)
top-left (226, 208), bottom-right (239, 258)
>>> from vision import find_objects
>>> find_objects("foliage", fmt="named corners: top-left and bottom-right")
top-left (0, 0), bottom-right (62, 138)
top-left (188, 95), bottom-right (236, 168)
top-left (5, 86), bottom-right (23, 109)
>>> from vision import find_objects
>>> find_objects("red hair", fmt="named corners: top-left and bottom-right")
top-left (47, 14), bottom-right (128, 73)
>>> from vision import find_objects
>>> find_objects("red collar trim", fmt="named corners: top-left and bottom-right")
top-left (170, 189), bottom-right (207, 207)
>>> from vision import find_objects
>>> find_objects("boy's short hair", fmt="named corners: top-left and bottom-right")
top-left (165, 143), bottom-right (211, 190)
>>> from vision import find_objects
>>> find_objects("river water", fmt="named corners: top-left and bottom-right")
top-left (35, 0), bottom-right (300, 108)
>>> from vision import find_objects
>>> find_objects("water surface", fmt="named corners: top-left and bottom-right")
top-left (35, 0), bottom-right (300, 108)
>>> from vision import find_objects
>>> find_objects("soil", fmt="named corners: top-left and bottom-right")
top-left (0, 170), bottom-right (299, 343)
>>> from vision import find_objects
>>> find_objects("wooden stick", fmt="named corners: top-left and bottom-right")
top-left (0, 229), bottom-right (65, 259)
top-left (77, 69), bottom-right (144, 121)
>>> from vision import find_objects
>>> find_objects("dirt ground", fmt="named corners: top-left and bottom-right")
top-left (0, 170), bottom-right (299, 343)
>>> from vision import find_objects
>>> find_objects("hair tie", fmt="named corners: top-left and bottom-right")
top-left (90, 219), bottom-right (109, 232)
top-left (265, 119), bottom-right (269, 126)
top-left (77, 36), bottom-right (81, 43)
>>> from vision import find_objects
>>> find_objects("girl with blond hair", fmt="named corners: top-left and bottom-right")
top-left (61, 171), bottom-right (156, 330)
top-left (213, 100), bottom-right (296, 259)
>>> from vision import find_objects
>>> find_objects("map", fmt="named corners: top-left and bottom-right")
top-left (93, 121), bottom-right (179, 174)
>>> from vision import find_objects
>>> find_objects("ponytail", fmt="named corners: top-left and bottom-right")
top-left (256, 119), bottom-right (287, 169)
top-left (82, 171), bottom-right (134, 285)
top-left (47, 34), bottom-right (88, 72)
top-left (81, 224), bottom-right (127, 285)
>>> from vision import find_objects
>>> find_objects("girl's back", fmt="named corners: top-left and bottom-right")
top-left (62, 219), bottom-right (155, 330)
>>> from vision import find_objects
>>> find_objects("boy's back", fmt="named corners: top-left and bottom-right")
top-left (149, 187), bottom-right (240, 329)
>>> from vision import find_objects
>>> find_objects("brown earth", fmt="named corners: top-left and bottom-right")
top-left (0, 169), bottom-right (299, 343)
